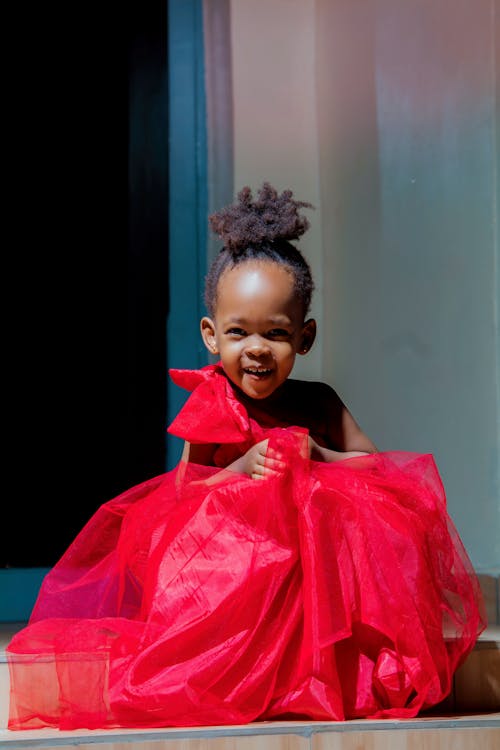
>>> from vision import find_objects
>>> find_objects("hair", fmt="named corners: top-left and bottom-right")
top-left (205, 182), bottom-right (315, 317)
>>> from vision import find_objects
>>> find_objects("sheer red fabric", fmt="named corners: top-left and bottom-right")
top-left (7, 365), bottom-right (485, 729)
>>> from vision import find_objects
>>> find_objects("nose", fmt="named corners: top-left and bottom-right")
top-left (245, 334), bottom-right (271, 357)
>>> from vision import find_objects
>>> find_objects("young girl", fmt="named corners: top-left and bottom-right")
top-left (7, 183), bottom-right (484, 730)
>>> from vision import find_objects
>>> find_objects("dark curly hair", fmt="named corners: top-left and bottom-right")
top-left (205, 182), bottom-right (315, 317)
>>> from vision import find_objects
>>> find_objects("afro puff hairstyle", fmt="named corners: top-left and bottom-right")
top-left (205, 182), bottom-right (315, 317)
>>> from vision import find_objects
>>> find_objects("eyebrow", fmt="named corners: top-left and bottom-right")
top-left (224, 316), bottom-right (293, 326)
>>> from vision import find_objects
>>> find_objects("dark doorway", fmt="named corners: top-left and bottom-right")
top-left (4, 3), bottom-right (169, 567)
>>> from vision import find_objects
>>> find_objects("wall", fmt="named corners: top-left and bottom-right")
top-left (229, 0), bottom-right (499, 569)
top-left (315, 0), bottom-right (499, 570)
top-left (167, 0), bottom-right (208, 468)
top-left (230, 0), bottom-right (324, 380)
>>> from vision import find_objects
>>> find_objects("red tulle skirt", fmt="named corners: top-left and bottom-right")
top-left (7, 432), bottom-right (485, 730)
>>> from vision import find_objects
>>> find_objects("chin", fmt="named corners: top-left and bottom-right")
top-left (247, 390), bottom-right (274, 401)
top-left (236, 382), bottom-right (275, 401)
top-left (245, 383), bottom-right (284, 401)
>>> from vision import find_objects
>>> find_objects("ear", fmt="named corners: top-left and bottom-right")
top-left (298, 318), bottom-right (316, 355)
top-left (201, 316), bottom-right (219, 355)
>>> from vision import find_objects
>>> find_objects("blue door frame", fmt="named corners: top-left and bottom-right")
top-left (167, 0), bottom-right (208, 469)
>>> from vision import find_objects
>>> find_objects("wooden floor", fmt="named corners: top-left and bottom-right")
top-left (0, 713), bottom-right (499, 750)
top-left (1, 571), bottom-right (498, 749)
top-left (1, 628), bottom-right (498, 750)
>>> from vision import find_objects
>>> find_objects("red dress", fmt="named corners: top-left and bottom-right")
top-left (7, 365), bottom-right (485, 730)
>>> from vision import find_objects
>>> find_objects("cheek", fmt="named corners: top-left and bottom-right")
top-left (277, 343), bottom-right (298, 363)
top-left (219, 340), bottom-right (242, 359)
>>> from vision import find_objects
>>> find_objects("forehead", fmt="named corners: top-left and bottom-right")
top-left (215, 260), bottom-right (300, 319)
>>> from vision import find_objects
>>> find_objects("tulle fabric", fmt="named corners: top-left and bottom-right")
top-left (7, 366), bottom-right (485, 730)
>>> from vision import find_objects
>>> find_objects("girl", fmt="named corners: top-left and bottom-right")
top-left (7, 183), bottom-right (484, 730)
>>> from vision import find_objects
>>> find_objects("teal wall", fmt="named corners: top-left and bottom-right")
top-left (167, 0), bottom-right (208, 469)
top-left (0, 569), bottom-right (50, 623)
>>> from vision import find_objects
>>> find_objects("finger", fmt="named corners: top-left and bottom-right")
top-left (251, 462), bottom-right (266, 475)
top-left (266, 468), bottom-right (285, 479)
top-left (266, 449), bottom-right (285, 462)
top-left (264, 462), bottom-right (287, 477)
top-left (254, 451), bottom-right (271, 467)
top-left (251, 471), bottom-right (266, 480)
top-left (251, 461), bottom-right (279, 479)
top-left (263, 456), bottom-right (286, 471)
top-left (265, 444), bottom-right (283, 459)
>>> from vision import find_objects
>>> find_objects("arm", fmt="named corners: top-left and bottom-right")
top-left (309, 386), bottom-right (377, 463)
top-left (181, 440), bottom-right (284, 480)
top-left (309, 442), bottom-right (375, 463)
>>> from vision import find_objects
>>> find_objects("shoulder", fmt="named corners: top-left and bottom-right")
top-left (286, 378), bottom-right (343, 406)
top-left (285, 378), bottom-right (346, 424)
top-left (282, 379), bottom-right (346, 448)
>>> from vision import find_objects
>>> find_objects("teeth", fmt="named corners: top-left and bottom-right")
top-left (245, 368), bottom-right (271, 374)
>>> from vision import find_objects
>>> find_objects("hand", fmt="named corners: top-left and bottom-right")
top-left (228, 439), bottom-right (286, 480)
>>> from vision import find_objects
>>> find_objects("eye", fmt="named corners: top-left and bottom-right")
top-left (226, 327), bottom-right (246, 338)
top-left (267, 328), bottom-right (291, 339)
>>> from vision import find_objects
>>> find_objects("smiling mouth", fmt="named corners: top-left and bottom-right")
top-left (243, 367), bottom-right (273, 377)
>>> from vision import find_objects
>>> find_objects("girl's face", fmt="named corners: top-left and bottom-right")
top-left (201, 261), bottom-right (316, 400)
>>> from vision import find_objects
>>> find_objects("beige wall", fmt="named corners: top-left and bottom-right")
top-left (229, 0), bottom-right (499, 570)
top-left (230, 0), bottom-right (324, 381)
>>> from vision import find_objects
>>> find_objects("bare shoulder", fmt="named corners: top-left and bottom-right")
top-left (286, 378), bottom-right (343, 408)
top-left (286, 379), bottom-right (376, 452)
top-left (291, 378), bottom-right (346, 423)
top-left (283, 379), bottom-right (345, 446)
